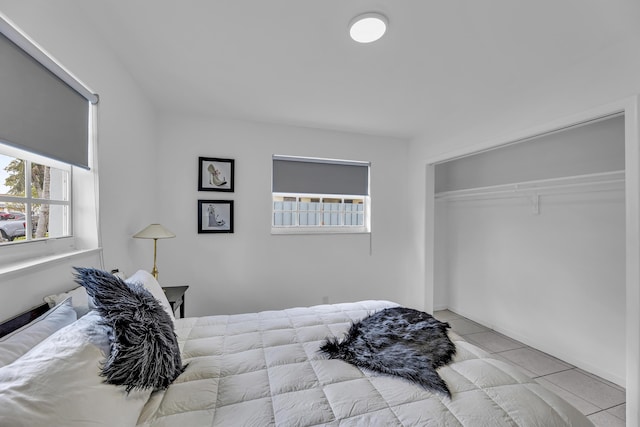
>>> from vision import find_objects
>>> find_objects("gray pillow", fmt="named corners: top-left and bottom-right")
top-left (0, 298), bottom-right (76, 368)
top-left (73, 267), bottom-right (186, 392)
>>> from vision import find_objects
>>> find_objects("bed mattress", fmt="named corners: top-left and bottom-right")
top-left (136, 300), bottom-right (592, 426)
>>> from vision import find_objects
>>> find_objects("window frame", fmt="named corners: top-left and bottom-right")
top-left (0, 15), bottom-right (100, 275)
top-left (271, 155), bottom-right (371, 235)
top-left (0, 141), bottom-right (74, 247)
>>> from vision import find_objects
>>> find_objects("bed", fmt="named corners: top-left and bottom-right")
top-left (0, 269), bottom-right (593, 426)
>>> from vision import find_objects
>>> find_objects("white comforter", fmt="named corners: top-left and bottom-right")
top-left (136, 300), bottom-right (592, 426)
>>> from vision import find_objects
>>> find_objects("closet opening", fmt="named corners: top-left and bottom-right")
top-left (425, 97), bottom-right (640, 424)
top-left (434, 113), bottom-right (625, 384)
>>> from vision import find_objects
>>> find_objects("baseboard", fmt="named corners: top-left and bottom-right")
top-left (445, 305), bottom-right (625, 388)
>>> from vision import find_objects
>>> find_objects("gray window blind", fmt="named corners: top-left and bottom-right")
top-left (272, 156), bottom-right (369, 195)
top-left (0, 29), bottom-right (96, 169)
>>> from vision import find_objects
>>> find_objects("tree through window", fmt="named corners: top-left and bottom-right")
top-left (0, 149), bottom-right (70, 244)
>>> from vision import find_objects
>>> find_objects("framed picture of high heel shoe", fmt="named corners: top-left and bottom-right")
top-left (198, 157), bottom-right (234, 192)
top-left (198, 200), bottom-right (234, 233)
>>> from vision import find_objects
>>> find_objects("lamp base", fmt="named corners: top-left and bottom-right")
top-left (152, 238), bottom-right (159, 279)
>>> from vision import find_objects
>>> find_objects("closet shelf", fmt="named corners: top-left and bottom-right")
top-left (435, 170), bottom-right (625, 201)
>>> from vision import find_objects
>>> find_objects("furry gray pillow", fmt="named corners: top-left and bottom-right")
top-left (73, 267), bottom-right (186, 392)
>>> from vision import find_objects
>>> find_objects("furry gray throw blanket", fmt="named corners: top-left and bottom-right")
top-left (320, 307), bottom-right (456, 397)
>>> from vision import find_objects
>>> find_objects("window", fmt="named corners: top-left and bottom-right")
top-left (0, 16), bottom-right (98, 267)
top-left (0, 146), bottom-right (71, 244)
top-left (272, 155), bottom-right (370, 233)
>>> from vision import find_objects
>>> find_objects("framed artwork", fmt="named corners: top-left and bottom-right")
top-left (198, 157), bottom-right (234, 192)
top-left (198, 200), bottom-right (234, 233)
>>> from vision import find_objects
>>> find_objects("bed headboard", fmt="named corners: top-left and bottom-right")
top-left (0, 303), bottom-right (49, 338)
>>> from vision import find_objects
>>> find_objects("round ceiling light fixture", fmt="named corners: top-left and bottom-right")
top-left (349, 12), bottom-right (388, 43)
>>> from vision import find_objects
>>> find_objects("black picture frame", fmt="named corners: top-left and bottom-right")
top-left (198, 200), bottom-right (234, 233)
top-left (198, 157), bottom-right (234, 192)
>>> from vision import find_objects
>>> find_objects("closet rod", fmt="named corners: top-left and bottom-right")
top-left (435, 170), bottom-right (624, 200)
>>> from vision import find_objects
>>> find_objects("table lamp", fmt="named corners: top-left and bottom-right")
top-left (133, 223), bottom-right (175, 279)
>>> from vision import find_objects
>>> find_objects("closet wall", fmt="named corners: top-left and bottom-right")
top-left (434, 115), bottom-right (626, 385)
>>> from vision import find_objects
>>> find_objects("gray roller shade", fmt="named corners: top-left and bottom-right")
top-left (0, 31), bottom-right (93, 169)
top-left (273, 156), bottom-right (369, 195)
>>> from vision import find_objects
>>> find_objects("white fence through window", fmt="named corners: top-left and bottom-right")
top-left (273, 195), bottom-right (365, 228)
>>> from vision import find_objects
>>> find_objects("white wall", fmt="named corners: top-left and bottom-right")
top-left (0, 252), bottom-right (102, 319)
top-left (153, 114), bottom-right (413, 316)
top-left (434, 115), bottom-right (625, 193)
top-left (0, 1), bottom-right (159, 317)
top-left (439, 189), bottom-right (626, 384)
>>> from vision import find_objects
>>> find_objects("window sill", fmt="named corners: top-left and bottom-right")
top-left (271, 227), bottom-right (370, 235)
top-left (0, 247), bottom-right (101, 278)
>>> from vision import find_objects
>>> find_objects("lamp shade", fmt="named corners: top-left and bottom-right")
top-left (133, 224), bottom-right (175, 239)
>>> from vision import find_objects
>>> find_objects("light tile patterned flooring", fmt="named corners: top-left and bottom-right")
top-left (433, 310), bottom-right (626, 427)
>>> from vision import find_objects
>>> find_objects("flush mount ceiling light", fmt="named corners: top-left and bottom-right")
top-left (349, 12), bottom-right (388, 43)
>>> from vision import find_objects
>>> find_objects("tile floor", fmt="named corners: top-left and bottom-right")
top-left (433, 310), bottom-right (626, 427)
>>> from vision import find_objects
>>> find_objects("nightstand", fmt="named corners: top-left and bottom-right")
top-left (162, 286), bottom-right (189, 318)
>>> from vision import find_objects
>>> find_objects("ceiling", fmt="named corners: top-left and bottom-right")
top-left (76, 1), bottom-right (640, 140)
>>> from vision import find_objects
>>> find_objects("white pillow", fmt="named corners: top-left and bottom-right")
top-left (125, 270), bottom-right (175, 321)
top-left (44, 286), bottom-right (94, 317)
top-left (0, 298), bottom-right (76, 368)
top-left (0, 311), bottom-right (151, 427)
